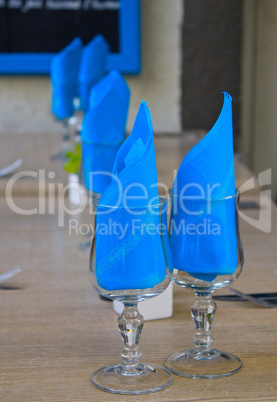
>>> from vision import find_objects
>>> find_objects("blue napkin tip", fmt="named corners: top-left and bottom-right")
top-left (222, 91), bottom-right (232, 101)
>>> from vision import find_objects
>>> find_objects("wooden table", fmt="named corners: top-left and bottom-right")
top-left (0, 134), bottom-right (276, 401)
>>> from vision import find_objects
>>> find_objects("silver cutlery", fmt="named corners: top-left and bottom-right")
top-left (0, 266), bottom-right (22, 283)
top-left (213, 287), bottom-right (277, 308)
top-left (0, 159), bottom-right (23, 177)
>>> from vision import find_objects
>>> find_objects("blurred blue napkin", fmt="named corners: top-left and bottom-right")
top-left (170, 92), bottom-right (238, 281)
top-left (81, 70), bottom-right (130, 194)
top-left (79, 35), bottom-right (110, 112)
top-left (50, 37), bottom-right (83, 120)
top-left (95, 101), bottom-right (166, 291)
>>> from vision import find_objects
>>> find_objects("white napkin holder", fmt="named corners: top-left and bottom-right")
top-left (68, 173), bottom-right (82, 206)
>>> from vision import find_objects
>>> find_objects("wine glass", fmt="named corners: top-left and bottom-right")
top-left (88, 196), bottom-right (173, 394)
top-left (164, 189), bottom-right (244, 379)
top-left (50, 114), bottom-right (81, 161)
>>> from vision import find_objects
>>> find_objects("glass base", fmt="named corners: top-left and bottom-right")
top-left (91, 363), bottom-right (173, 395)
top-left (164, 349), bottom-right (242, 379)
top-left (49, 150), bottom-right (67, 162)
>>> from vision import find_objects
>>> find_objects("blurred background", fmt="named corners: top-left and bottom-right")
top-left (0, 0), bottom-right (276, 199)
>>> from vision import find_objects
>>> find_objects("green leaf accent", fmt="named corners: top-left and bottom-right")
top-left (63, 143), bottom-right (81, 175)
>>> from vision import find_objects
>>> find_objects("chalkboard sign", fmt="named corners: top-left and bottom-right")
top-left (0, 0), bottom-right (140, 74)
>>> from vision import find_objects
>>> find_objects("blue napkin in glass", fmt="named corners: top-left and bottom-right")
top-left (50, 37), bottom-right (83, 120)
top-left (170, 92), bottom-right (238, 282)
top-left (81, 70), bottom-right (130, 194)
top-left (79, 35), bottom-right (110, 112)
top-left (95, 101), bottom-right (166, 291)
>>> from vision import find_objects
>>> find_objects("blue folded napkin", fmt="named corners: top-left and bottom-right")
top-left (81, 70), bottom-right (130, 194)
top-left (95, 101), bottom-right (166, 291)
top-left (50, 37), bottom-right (83, 120)
top-left (170, 92), bottom-right (238, 282)
top-left (79, 35), bottom-right (110, 112)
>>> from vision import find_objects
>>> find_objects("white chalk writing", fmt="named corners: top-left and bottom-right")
top-left (0, 0), bottom-right (120, 11)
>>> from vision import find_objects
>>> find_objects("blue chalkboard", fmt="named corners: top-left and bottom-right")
top-left (0, 0), bottom-right (140, 74)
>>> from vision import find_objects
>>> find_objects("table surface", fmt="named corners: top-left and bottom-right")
top-left (0, 134), bottom-right (276, 401)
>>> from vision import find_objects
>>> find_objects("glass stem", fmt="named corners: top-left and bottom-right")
top-left (60, 120), bottom-right (71, 151)
top-left (191, 293), bottom-right (217, 353)
top-left (118, 304), bottom-right (143, 369)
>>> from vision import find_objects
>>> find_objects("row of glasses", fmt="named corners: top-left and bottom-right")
top-left (50, 35), bottom-right (110, 162)
top-left (88, 190), bottom-right (244, 394)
